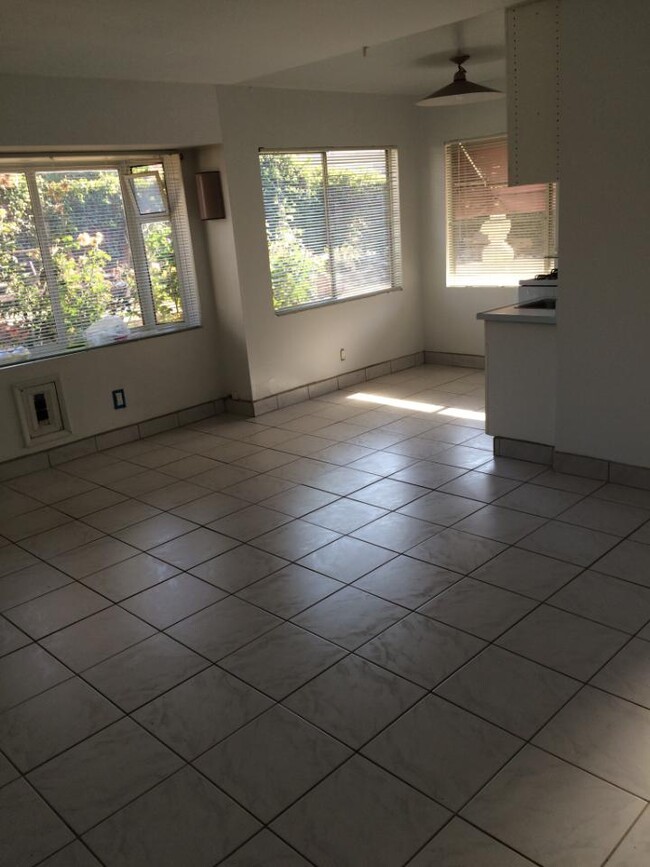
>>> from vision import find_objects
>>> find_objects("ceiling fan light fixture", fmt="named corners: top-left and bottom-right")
top-left (417, 54), bottom-right (503, 107)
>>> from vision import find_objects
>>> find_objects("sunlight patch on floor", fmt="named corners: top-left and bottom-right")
top-left (347, 392), bottom-right (485, 422)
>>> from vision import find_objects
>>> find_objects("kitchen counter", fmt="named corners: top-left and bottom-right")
top-left (478, 292), bottom-right (557, 445)
top-left (477, 303), bottom-right (556, 325)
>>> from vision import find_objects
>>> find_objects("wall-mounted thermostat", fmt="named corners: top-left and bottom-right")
top-left (13, 377), bottom-right (71, 447)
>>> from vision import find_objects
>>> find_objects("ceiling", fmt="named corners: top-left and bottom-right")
top-left (0, 0), bottom-right (509, 93)
top-left (244, 10), bottom-right (506, 95)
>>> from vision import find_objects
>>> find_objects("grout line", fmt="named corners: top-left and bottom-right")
top-left (3, 366), bottom-right (650, 867)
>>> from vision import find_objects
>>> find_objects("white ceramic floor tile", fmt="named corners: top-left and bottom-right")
top-left (0, 778), bottom-right (74, 866)
top-left (351, 511), bottom-right (442, 553)
top-left (83, 767), bottom-right (260, 867)
top-left (219, 830), bottom-right (311, 866)
top-left (591, 638), bottom-right (650, 708)
top-left (190, 544), bottom-right (287, 592)
top-left (0, 678), bottom-right (122, 771)
top-left (363, 694), bottom-right (521, 810)
top-left (549, 570), bottom-right (650, 633)
top-left (5, 373), bottom-right (650, 867)
top-left (559, 497), bottom-right (650, 536)
top-left (237, 564), bottom-right (342, 618)
top-left (167, 596), bottom-right (281, 661)
top-left (84, 633), bottom-right (208, 711)
top-left (534, 686), bottom-right (650, 798)
top-left (81, 553), bottom-right (179, 601)
top-left (4, 583), bottom-right (110, 639)
top-left (303, 498), bottom-right (387, 533)
top-left (28, 717), bottom-right (183, 833)
top-left (462, 745), bottom-right (644, 867)
top-left (0, 615), bottom-right (31, 657)
top-left (517, 520), bottom-right (620, 567)
top-left (293, 586), bottom-right (407, 649)
top-left (410, 818), bottom-right (536, 866)
top-left (354, 555), bottom-right (460, 608)
top-left (219, 622), bottom-right (346, 700)
top-left (284, 654), bottom-right (424, 748)
top-left (196, 705), bottom-right (350, 821)
top-left (420, 577), bottom-right (536, 640)
top-left (471, 547), bottom-right (581, 600)
top-left (409, 528), bottom-right (506, 575)
top-left (605, 806), bottom-right (650, 866)
top-left (494, 483), bottom-right (584, 518)
top-left (592, 540), bottom-right (650, 587)
top-left (358, 612), bottom-right (485, 689)
top-left (436, 645), bottom-right (580, 738)
top-left (0, 644), bottom-right (72, 712)
top-left (41, 606), bottom-right (156, 671)
top-left (298, 536), bottom-right (396, 582)
top-left (453, 504), bottom-right (546, 544)
top-left (149, 527), bottom-right (239, 569)
top-left (498, 604), bottom-right (628, 680)
top-left (272, 756), bottom-right (449, 867)
top-left (252, 520), bottom-right (340, 560)
top-left (0, 562), bottom-right (72, 611)
top-left (134, 666), bottom-right (272, 759)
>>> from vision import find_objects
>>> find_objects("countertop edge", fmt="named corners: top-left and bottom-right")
top-left (477, 304), bottom-right (556, 325)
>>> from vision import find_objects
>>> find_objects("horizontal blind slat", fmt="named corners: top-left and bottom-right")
top-left (0, 154), bottom-right (200, 363)
top-left (445, 135), bottom-right (556, 287)
top-left (260, 147), bottom-right (401, 312)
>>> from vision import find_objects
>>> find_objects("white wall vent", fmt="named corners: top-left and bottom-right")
top-left (14, 377), bottom-right (71, 447)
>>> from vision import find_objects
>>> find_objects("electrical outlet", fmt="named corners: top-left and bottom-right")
top-left (340, 348), bottom-right (346, 361)
top-left (112, 389), bottom-right (126, 409)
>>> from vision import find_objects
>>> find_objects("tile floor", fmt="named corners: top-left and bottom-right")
top-left (2, 364), bottom-right (650, 865)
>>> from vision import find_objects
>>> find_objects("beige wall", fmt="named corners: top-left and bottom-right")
top-left (0, 73), bottom-right (221, 149)
top-left (420, 97), bottom-right (513, 357)
top-left (216, 85), bottom-right (426, 401)
top-left (0, 77), bottom-right (226, 462)
top-left (554, 0), bottom-right (650, 467)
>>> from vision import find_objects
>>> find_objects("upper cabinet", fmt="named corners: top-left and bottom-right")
top-left (506, 0), bottom-right (560, 186)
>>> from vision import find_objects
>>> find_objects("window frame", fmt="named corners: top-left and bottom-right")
top-left (259, 146), bottom-right (403, 315)
top-left (444, 133), bottom-right (558, 289)
top-left (0, 152), bottom-right (200, 367)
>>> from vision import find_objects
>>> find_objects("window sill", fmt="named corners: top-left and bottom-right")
top-left (447, 282), bottom-right (523, 289)
top-left (0, 323), bottom-right (201, 371)
top-left (274, 285), bottom-right (403, 316)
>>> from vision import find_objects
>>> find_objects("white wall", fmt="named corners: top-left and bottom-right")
top-left (197, 145), bottom-right (254, 401)
top-left (216, 86), bottom-right (426, 401)
top-left (420, 97), bottom-right (512, 357)
top-left (0, 73), bottom-right (221, 149)
top-left (555, 0), bottom-right (650, 467)
top-left (0, 76), bottom-right (226, 462)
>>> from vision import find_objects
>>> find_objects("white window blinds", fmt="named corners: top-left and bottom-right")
top-left (446, 136), bottom-right (557, 287)
top-left (0, 153), bottom-right (199, 365)
top-left (259, 148), bottom-right (401, 312)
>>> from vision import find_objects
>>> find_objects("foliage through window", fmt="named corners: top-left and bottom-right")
top-left (446, 135), bottom-right (557, 287)
top-left (0, 154), bottom-right (199, 364)
top-left (259, 148), bottom-right (402, 312)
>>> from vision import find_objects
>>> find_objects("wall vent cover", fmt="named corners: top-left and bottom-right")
top-left (14, 377), bottom-right (71, 447)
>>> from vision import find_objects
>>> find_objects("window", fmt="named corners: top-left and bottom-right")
top-left (446, 135), bottom-right (557, 287)
top-left (259, 148), bottom-right (401, 312)
top-left (0, 153), bottom-right (199, 365)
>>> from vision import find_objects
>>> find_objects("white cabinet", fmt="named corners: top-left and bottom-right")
top-left (485, 320), bottom-right (556, 445)
top-left (506, 0), bottom-right (560, 186)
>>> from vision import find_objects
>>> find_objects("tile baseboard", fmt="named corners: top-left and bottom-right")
top-left (0, 350), bottom-right (424, 478)
top-left (240, 351), bottom-right (425, 418)
top-left (495, 437), bottom-right (650, 491)
top-left (0, 398), bottom-right (226, 481)
top-left (424, 351), bottom-right (485, 370)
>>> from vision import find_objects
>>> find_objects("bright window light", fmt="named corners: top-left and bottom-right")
top-left (348, 393), bottom-right (444, 413)
top-left (347, 392), bottom-right (486, 422)
top-left (439, 407), bottom-right (486, 421)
